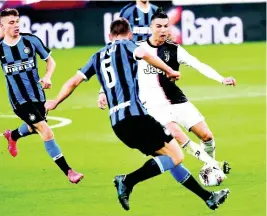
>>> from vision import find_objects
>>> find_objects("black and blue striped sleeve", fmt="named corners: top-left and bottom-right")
top-left (125, 40), bottom-right (142, 60)
top-left (31, 35), bottom-right (51, 60)
top-left (77, 54), bottom-right (97, 81)
top-left (120, 3), bottom-right (134, 19)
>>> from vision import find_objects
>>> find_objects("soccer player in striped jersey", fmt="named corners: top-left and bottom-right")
top-left (120, 0), bottom-right (158, 41)
top-left (136, 9), bottom-right (236, 164)
top-left (98, 9), bottom-right (234, 174)
top-left (46, 18), bottom-right (230, 211)
top-left (0, 8), bottom-right (83, 183)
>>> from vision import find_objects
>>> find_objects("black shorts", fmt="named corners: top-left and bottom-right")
top-left (13, 102), bottom-right (46, 128)
top-left (112, 115), bottom-right (173, 156)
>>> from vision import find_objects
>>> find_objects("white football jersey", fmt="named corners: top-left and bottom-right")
top-left (137, 39), bottom-right (224, 108)
top-left (137, 39), bottom-right (187, 108)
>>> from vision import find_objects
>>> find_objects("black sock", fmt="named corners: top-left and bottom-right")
top-left (11, 129), bottom-right (37, 141)
top-left (11, 129), bottom-right (22, 141)
top-left (123, 158), bottom-right (162, 188)
top-left (55, 156), bottom-right (71, 176)
top-left (182, 175), bottom-right (212, 201)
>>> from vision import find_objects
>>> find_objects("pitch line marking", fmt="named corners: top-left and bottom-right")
top-left (0, 115), bottom-right (72, 136)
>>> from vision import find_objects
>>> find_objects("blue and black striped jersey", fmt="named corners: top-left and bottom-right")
top-left (78, 39), bottom-right (147, 126)
top-left (120, 2), bottom-right (158, 42)
top-left (0, 33), bottom-right (51, 109)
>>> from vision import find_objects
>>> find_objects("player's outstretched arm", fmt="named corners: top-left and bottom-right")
top-left (193, 61), bottom-right (236, 86)
top-left (39, 56), bottom-right (56, 89)
top-left (135, 47), bottom-right (180, 80)
top-left (45, 74), bottom-right (84, 111)
top-left (177, 46), bottom-right (236, 86)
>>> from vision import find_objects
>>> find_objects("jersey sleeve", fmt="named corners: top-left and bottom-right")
top-left (77, 54), bottom-right (97, 81)
top-left (125, 40), bottom-right (141, 60)
top-left (177, 45), bottom-right (224, 83)
top-left (119, 3), bottom-right (133, 20)
top-left (31, 35), bottom-right (51, 60)
top-left (151, 4), bottom-right (159, 13)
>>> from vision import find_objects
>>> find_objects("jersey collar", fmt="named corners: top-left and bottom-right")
top-left (147, 38), bottom-right (164, 48)
top-left (3, 36), bottom-right (22, 47)
top-left (136, 3), bottom-right (151, 13)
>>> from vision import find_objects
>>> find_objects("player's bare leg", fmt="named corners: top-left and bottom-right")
top-left (33, 120), bottom-right (84, 184)
top-left (114, 139), bottom-right (184, 211)
top-left (165, 122), bottom-right (227, 174)
top-left (156, 139), bottom-right (230, 210)
top-left (114, 139), bottom-right (230, 210)
top-left (190, 121), bottom-right (231, 174)
top-left (190, 121), bottom-right (215, 156)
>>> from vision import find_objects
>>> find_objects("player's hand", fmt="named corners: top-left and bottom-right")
top-left (98, 92), bottom-right (107, 110)
top-left (39, 76), bottom-right (52, 89)
top-left (222, 76), bottom-right (236, 86)
top-left (45, 100), bottom-right (57, 112)
top-left (167, 70), bottom-right (181, 81)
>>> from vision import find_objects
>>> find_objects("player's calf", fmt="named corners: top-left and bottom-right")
top-left (190, 122), bottom-right (216, 158)
top-left (114, 154), bottom-right (178, 210)
top-left (34, 121), bottom-right (84, 181)
top-left (198, 131), bottom-right (215, 158)
top-left (201, 139), bottom-right (216, 159)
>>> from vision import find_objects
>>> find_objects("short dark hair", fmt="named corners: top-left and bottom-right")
top-left (151, 7), bottom-right (168, 21)
top-left (110, 18), bottom-right (131, 36)
top-left (0, 8), bottom-right (19, 18)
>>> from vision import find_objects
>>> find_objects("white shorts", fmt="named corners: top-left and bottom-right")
top-left (146, 101), bottom-right (204, 131)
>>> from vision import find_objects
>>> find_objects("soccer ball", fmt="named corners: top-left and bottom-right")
top-left (199, 164), bottom-right (226, 186)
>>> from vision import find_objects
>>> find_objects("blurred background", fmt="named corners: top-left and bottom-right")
top-left (0, 0), bottom-right (265, 48)
top-left (0, 1), bottom-right (266, 216)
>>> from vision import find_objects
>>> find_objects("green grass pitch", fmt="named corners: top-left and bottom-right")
top-left (0, 42), bottom-right (265, 216)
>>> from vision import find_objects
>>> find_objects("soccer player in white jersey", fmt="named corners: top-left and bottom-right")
top-left (98, 8), bottom-right (236, 174)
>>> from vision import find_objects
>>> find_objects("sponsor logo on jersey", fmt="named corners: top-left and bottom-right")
top-left (144, 64), bottom-right (165, 75)
top-left (4, 59), bottom-right (35, 74)
top-left (109, 101), bottom-right (131, 115)
top-left (132, 26), bottom-right (151, 35)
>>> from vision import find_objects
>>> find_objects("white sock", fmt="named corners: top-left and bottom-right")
top-left (201, 139), bottom-right (216, 159)
top-left (182, 140), bottom-right (218, 166)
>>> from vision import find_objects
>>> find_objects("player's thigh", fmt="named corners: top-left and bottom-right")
top-left (113, 115), bottom-right (173, 156)
top-left (147, 106), bottom-right (189, 144)
top-left (165, 122), bottom-right (189, 145)
top-left (35, 102), bottom-right (47, 120)
top-left (13, 102), bottom-right (46, 129)
top-left (172, 102), bottom-right (204, 132)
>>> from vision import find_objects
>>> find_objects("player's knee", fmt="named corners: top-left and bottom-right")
top-left (37, 124), bottom-right (54, 141)
top-left (171, 153), bottom-right (184, 166)
top-left (43, 128), bottom-right (54, 141)
top-left (172, 131), bottom-right (181, 141)
top-left (201, 130), bottom-right (213, 142)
